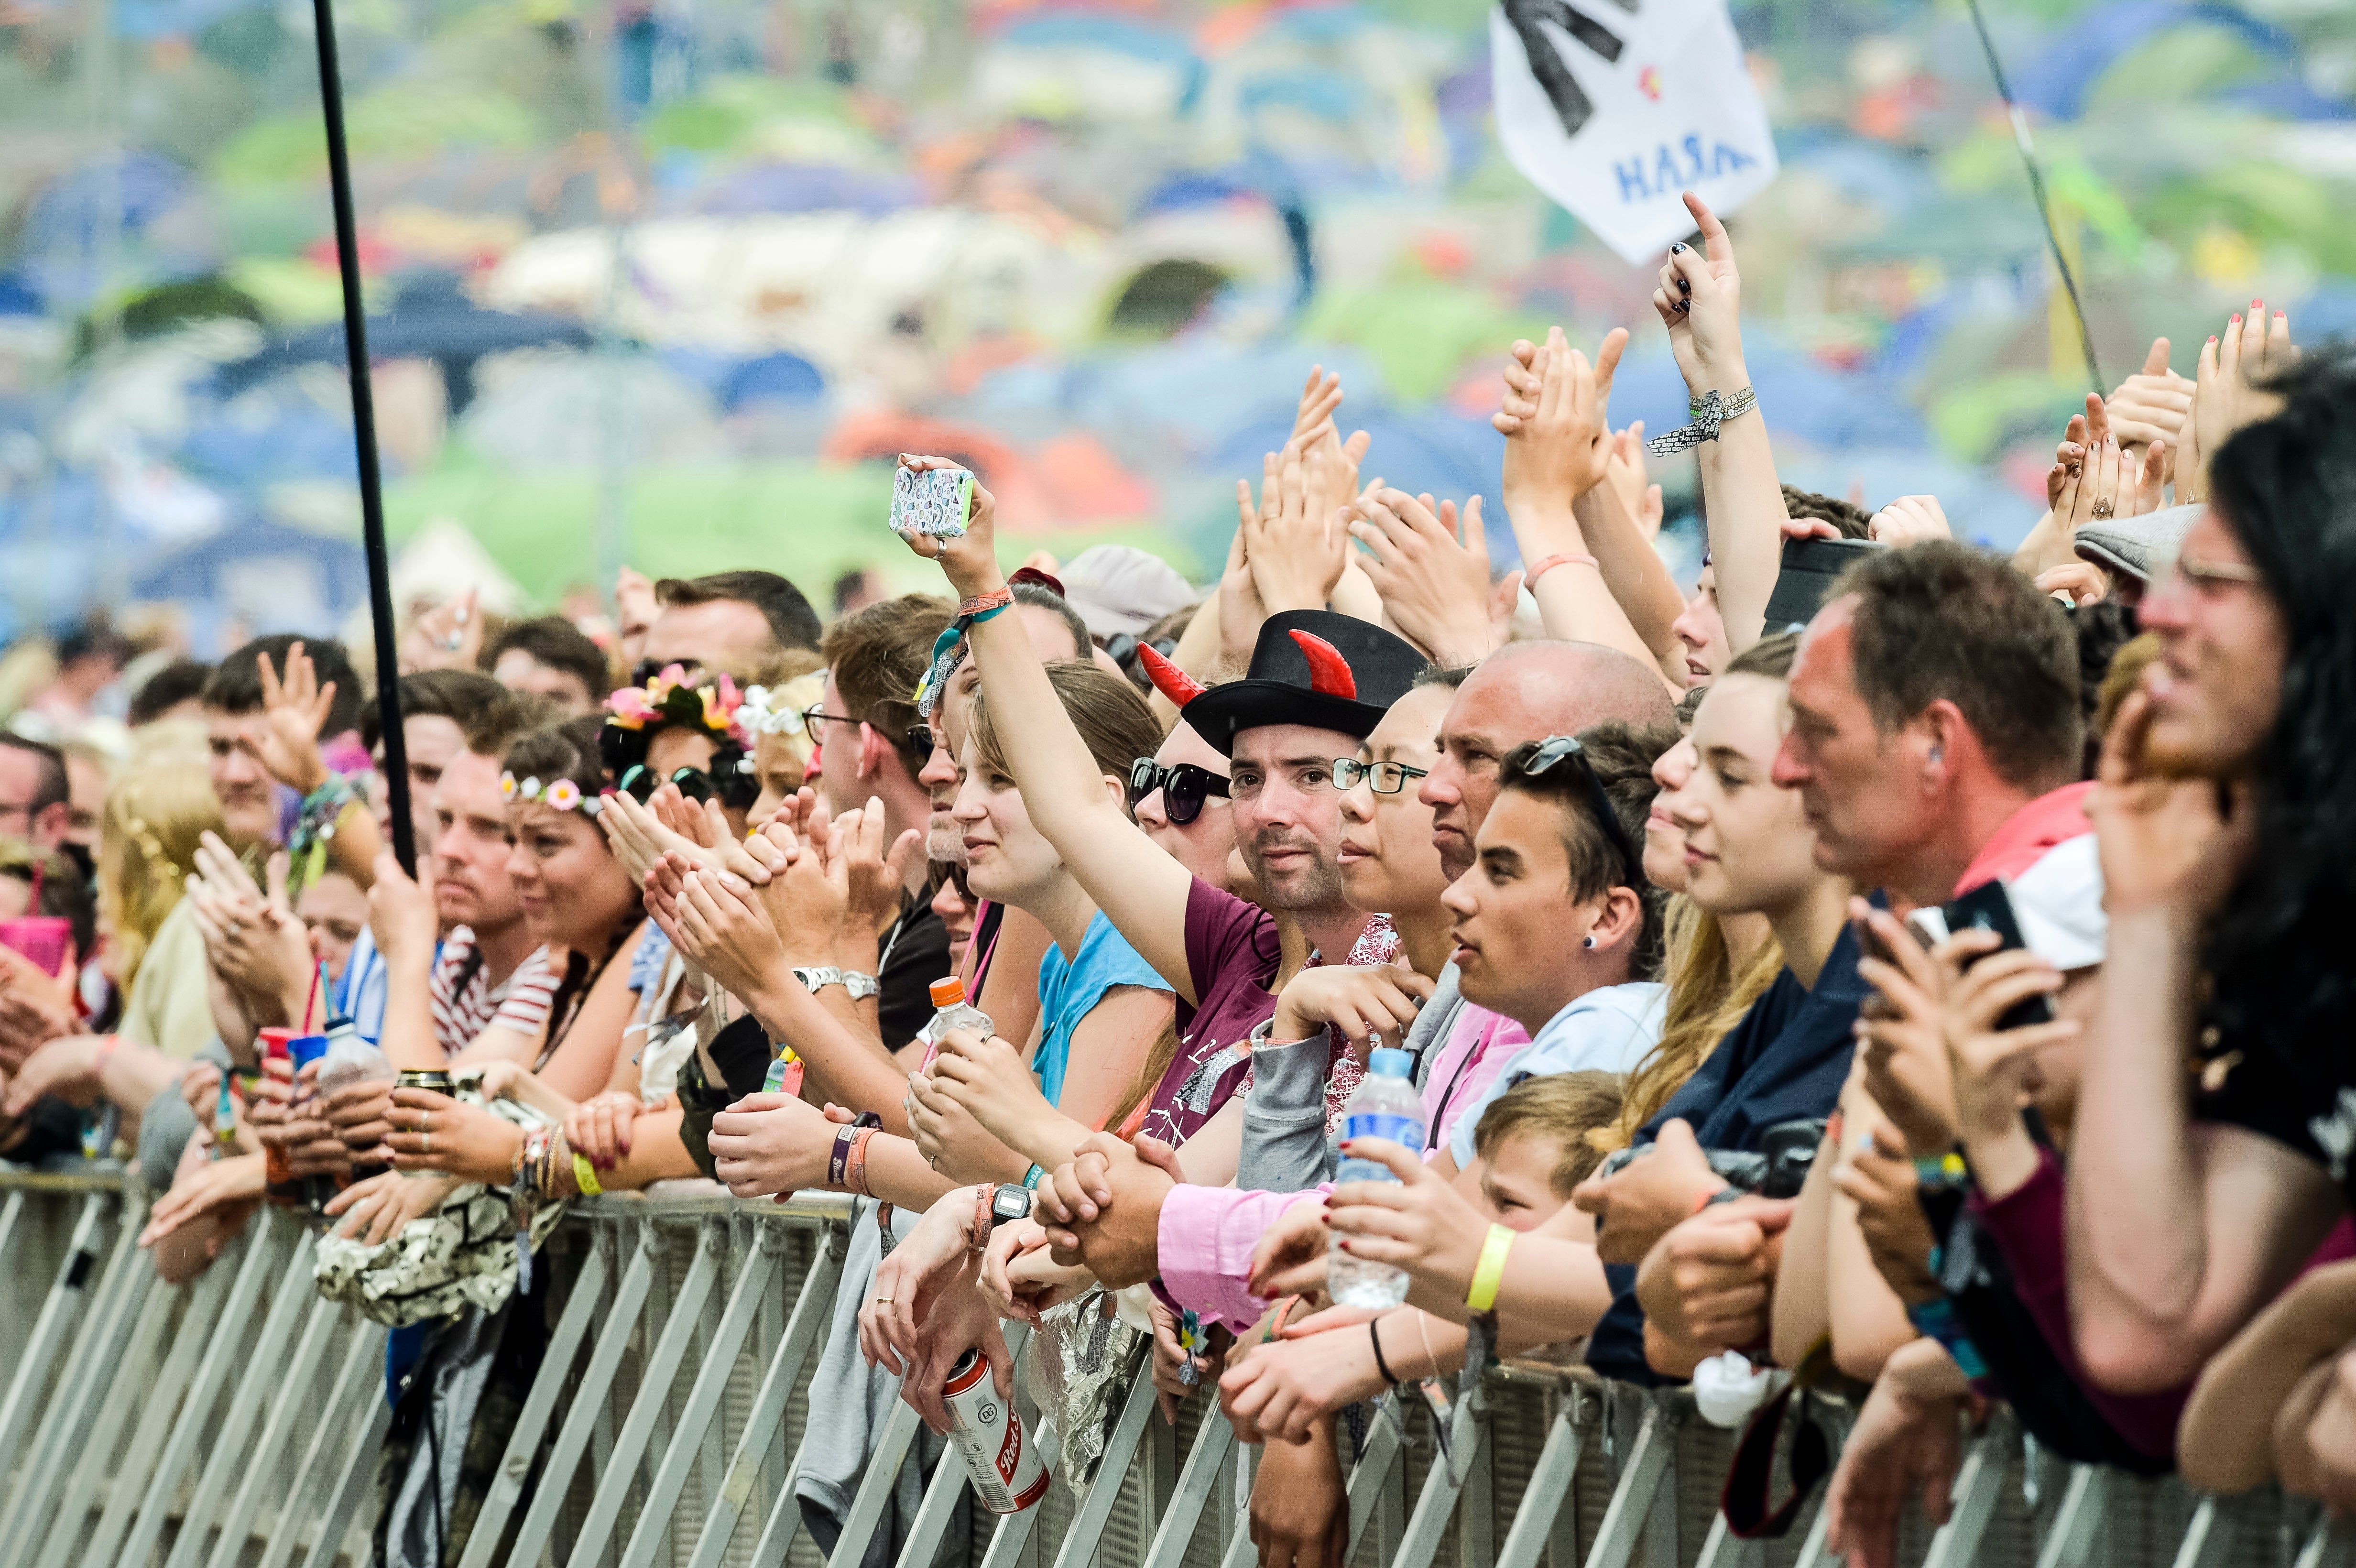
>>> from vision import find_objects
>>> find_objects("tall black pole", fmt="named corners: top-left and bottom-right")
top-left (309, 0), bottom-right (414, 872)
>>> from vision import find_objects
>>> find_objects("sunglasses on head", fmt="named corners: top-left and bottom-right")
top-left (1127, 758), bottom-right (1230, 826)
top-left (619, 763), bottom-right (717, 805)
top-left (1518, 736), bottom-right (1639, 881)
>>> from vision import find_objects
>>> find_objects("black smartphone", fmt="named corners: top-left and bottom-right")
top-left (1762, 536), bottom-right (1885, 631)
top-left (1940, 880), bottom-right (2055, 1031)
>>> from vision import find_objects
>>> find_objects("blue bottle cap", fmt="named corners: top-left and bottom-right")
top-left (1369, 1047), bottom-right (1415, 1078)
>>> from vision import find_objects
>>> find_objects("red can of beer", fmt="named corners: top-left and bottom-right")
top-left (941, 1348), bottom-right (1047, 1514)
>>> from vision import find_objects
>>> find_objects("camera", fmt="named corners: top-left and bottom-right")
top-left (1592, 1117), bottom-right (1826, 1201)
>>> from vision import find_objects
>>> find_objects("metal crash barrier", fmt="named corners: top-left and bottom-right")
top-left (0, 1165), bottom-right (2339, 1568)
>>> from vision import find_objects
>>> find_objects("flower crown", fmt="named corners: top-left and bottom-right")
top-left (500, 773), bottom-right (604, 816)
top-left (605, 664), bottom-right (751, 747)
top-left (735, 684), bottom-right (807, 739)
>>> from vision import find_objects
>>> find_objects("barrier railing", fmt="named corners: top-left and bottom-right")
top-left (0, 1164), bottom-right (2339, 1568)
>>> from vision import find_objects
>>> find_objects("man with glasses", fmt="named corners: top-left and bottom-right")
top-left (811, 594), bottom-right (957, 1046)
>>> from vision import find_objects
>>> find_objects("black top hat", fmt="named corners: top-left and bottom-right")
top-left (1178, 610), bottom-right (1428, 756)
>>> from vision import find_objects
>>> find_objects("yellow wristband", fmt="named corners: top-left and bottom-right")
top-left (572, 1151), bottom-right (603, 1198)
top-left (1467, 1224), bottom-right (1514, 1314)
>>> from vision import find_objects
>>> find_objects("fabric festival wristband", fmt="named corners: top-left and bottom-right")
top-left (957, 586), bottom-right (1014, 619)
top-left (828, 1122), bottom-right (862, 1187)
top-left (1914, 1153), bottom-right (1968, 1191)
top-left (1524, 552), bottom-right (1598, 586)
top-left (1467, 1224), bottom-right (1515, 1313)
top-left (844, 1128), bottom-right (881, 1196)
top-left (973, 1182), bottom-right (994, 1244)
top-left (1265, 1295), bottom-right (1303, 1344)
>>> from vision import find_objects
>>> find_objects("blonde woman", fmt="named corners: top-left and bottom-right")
top-left (103, 761), bottom-right (225, 1056)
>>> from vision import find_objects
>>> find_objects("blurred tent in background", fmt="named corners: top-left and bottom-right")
top-left (0, 0), bottom-right (2349, 650)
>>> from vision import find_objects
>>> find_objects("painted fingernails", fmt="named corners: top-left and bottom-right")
top-left (1670, 241), bottom-right (1688, 254)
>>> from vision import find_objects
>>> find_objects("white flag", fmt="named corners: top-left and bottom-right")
top-left (1490, 0), bottom-right (1779, 265)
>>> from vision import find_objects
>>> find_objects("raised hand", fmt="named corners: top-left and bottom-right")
top-left (365, 849), bottom-right (439, 965)
top-left (894, 455), bottom-right (1005, 601)
top-left (1216, 517), bottom-right (1270, 672)
top-left (671, 866), bottom-right (788, 1007)
top-left (1347, 491), bottom-right (1517, 669)
top-left (1867, 495), bottom-right (1952, 548)
top-left (1652, 191), bottom-right (1745, 392)
top-left (830, 796), bottom-right (924, 942)
top-left (2105, 338), bottom-right (2191, 479)
top-left (255, 642), bottom-right (336, 794)
top-left (1607, 425), bottom-right (1664, 540)
top-left (1244, 441), bottom-right (1349, 615)
top-left (1500, 326), bottom-right (1627, 518)
top-left (2034, 561), bottom-right (2110, 608)
top-left (399, 588), bottom-right (483, 675)
top-left (2189, 303), bottom-right (2296, 499)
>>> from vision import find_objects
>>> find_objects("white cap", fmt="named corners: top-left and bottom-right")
top-left (2006, 833), bottom-right (2107, 972)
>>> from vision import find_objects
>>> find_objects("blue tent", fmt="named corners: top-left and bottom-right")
top-left (130, 512), bottom-right (370, 643)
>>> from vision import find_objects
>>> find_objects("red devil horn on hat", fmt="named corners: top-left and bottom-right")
top-left (1288, 630), bottom-right (1357, 699)
top-left (1138, 642), bottom-right (1206, 708)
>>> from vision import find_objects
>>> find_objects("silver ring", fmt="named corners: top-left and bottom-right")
top-left (421, 1132), bottom-right (430, 1157)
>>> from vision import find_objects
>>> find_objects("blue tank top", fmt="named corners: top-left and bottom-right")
top-left (1032, 910), bottom-right (1171, 1109)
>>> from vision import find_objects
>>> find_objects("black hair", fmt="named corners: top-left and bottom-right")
top-left (200, 634), bottom-right (365, 737)
top-left (1011, 582), bottom-right (1092, 663)
top-left (1497, 720), bottom-right (1677, 979)
top-left (127, 658), bottom-right (213, 726)
top-left (359, 669), bottom-right (511, 752)
top-left (2201, 347), bottom-right (2356, 1089)
top-left (654, 570), bottom-right (822, 653)
top-left (484, 616), bottom-right (612, 705)
top-left (57, 619), bottom-right (131, 668)
top-left (0, 734), bottom-right (69, 818)
top-left (2069, 599), bottom-right (2139, 781)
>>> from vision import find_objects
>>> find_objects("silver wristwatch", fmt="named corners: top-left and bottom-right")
top-left (794, 965), bottom-right (881, 1001)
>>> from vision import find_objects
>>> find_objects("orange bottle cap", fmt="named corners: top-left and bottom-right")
top-left (929, 977), bottom-right (967, 1007)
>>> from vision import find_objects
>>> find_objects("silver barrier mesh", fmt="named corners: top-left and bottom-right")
top-left (0, 1166), bottom-right (2341, 1568)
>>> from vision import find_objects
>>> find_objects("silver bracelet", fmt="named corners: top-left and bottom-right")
top-left (1646, 385), bottom-right (1758, 456)
top-left (793, 965), bottom-right (881, 1001)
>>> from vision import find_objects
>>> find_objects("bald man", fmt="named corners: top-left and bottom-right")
top-left (1422, 639), bottom-right (1678, 882)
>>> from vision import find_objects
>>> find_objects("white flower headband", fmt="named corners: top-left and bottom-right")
top-left (500, 772), bottom-right (604, 816)
top-left (735, 684), bottom-right (808, 739)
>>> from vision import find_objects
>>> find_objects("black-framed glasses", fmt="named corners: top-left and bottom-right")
top-left (619, 763), bottom-right (717, 804)
top-left (1332, 758), bottom-right (1429, 795)
top-left (1518, 736), bottom-right (1639, 881)
top-left (1126, 758), bottom-right (1230, 825)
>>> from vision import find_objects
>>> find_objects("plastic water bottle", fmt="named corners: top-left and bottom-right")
top-left (315, 1019), bottom-right (393, 1098)
top-left (918, 977), bottom-right (994, 1070)
top-left (1329, 1047), bottom-right (1427, 1309)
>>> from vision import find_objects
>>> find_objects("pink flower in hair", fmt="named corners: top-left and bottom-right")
top-left (607, 686), bottom-right (657, 727)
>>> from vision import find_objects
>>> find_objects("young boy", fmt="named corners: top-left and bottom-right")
top-left (1472, 1069), bottom-right (1625, 1237)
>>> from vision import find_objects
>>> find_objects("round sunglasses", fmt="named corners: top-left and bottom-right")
top-left (1126, 758), bottom-right (1231, 825)
top-left (618, 763), bottom-right (718, 805)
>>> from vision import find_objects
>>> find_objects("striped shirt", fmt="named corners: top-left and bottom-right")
top-left (430, 928), bottom-right (558, 1054)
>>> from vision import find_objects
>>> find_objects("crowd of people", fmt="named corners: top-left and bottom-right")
top-left (2, 188), bottom-right (2352, 1566)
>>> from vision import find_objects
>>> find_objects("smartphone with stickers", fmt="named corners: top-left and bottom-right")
top-left (891, 465), bottom-right (976, 540)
